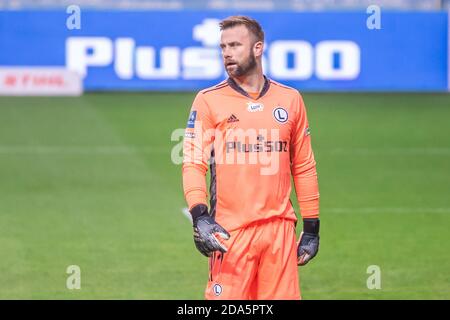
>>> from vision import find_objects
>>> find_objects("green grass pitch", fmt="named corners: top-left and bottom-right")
top-left (0, 92), bottom-right (449, 299)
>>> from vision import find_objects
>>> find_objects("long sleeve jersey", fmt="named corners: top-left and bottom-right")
top-left (182, 77), bottom-right (319, 232)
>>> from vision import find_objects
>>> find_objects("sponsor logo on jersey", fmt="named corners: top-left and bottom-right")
top-left (186, 110), bottom-right (197, 128)
top-left (184, 130), bottom-right (196, 139)
top-left (247, 102), bottom-right (264, 112)
top-left (226, 135), bottom-right (288, 153)
top-left (227, 114), bottom-right (239, 123)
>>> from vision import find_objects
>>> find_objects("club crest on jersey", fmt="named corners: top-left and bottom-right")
top-left (273, 107), bottom-right (288, 123)
top-left (247, 102), bottom-right (264, 112)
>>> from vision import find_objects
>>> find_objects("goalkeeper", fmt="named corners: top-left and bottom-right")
top-left (182, 15), bottom-right (320, 300)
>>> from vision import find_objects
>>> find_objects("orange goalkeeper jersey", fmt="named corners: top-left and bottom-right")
top-left (182, 77), bottom-right (319, 232)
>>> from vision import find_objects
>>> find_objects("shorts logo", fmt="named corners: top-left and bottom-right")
top-left (187, 111), bottom-right (197, 128)
top-left (213, 284), bottom-right (222, 296)
top-left (273, 107), bottom-right (288, 123)
top-left (247, 102), bottom-right (264, 112)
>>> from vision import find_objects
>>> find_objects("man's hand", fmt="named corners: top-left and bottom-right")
top-left (190, 204), bottom-right (230, 257)
top-left (297, 218), bottom-right (320, 266)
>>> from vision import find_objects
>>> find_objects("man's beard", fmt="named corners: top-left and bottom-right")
top-left (226, 52), bottom-right (257, 78)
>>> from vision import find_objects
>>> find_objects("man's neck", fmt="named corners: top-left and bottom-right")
top-left (231, 69), bottom-right (265, 94)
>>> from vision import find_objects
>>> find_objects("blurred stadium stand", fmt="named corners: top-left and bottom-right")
top-left (0, 0), bottom-right (446, 10)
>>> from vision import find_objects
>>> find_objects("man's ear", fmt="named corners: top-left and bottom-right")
top-left (253, 41), bottom-right (264, 57)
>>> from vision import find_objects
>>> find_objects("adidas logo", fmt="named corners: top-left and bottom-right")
top-left (227, 114), bottom-right (239, 123)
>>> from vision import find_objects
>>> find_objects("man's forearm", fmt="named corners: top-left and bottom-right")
top-left (182, 163), bottom-right (208, 210)
top-left (293, 164), bottom-right (320, 219)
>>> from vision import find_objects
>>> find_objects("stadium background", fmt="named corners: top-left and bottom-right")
top-left (0, 0), bottom-right (449, 299)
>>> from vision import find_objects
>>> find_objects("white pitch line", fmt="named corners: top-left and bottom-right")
top-left (0, 146), bottom-right (449, 156)
top-left (0, 145), bottom-right (170, 155)
top-left (327, 207), bottom-right (450, 214)
top-left (181, 207), bottom-right (450, 218)
top-left (326, 147), bottom-right (450, 156)
top-left (182, 207), bottom-right (193, 224)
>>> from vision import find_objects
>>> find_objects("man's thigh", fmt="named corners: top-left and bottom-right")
top-left (255, 218), bottom-right (300, 300)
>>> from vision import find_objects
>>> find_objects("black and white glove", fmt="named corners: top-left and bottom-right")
top-left (190, 204), bottom-right (230, 257)
top-left (297, 218), bottom-right (320, 266)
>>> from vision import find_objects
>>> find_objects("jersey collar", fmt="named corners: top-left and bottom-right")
top-left (227, 75), bottom-right (271, 100)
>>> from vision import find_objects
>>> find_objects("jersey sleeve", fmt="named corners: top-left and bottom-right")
top-left (182, 93), bottom-right (215, 211)
top-left (290, 92), bottom-right (320, 219)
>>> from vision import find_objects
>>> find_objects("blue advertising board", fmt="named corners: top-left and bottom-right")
top-left (0, 10), bottom-right (448, 91)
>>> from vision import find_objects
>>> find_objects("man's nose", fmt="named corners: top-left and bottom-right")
top-left (222, 47), bottom-right (231, 59)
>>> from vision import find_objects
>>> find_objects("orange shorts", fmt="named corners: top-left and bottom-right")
top-left (205, 217), bottom-right (301, 300)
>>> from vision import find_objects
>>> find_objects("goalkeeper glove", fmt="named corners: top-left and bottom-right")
top-left (190, 204), bottom-right (230, 257)
top-left (297, 218), bottom-right (320, 266)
